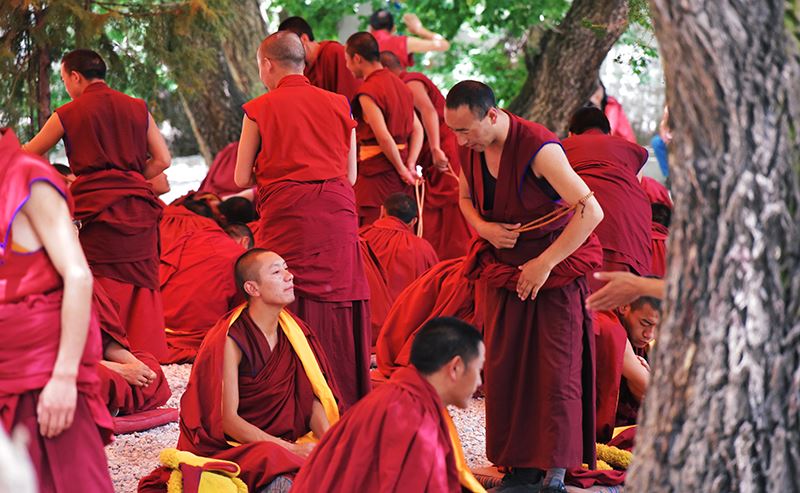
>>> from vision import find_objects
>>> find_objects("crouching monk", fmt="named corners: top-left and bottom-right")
top-left (139, 249), bottom-right (340, 492)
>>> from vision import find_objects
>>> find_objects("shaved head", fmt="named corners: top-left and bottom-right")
top-left (379, 50), bottom-right (402, 73)
top-left (345, 32), bottom-right (380, 62)
top-left (258, 31), bottom-right (305, 70)
top-left (234, 248), bottom-right (274, 298)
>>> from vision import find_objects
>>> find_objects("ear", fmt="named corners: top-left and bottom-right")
top-left (447, 355), bottom-right (464, 381)
top-left (243, 280), bottom-right (259, 298)
top-left (487, 107), bottom-right (499, 123)
top-left (409, 217), bottom-right (418, 227)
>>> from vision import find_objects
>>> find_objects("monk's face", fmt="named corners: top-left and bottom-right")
top-left (618, 303), bottom-right (660, 349)
top-left (449, 342), bottom-right (485, 409)
top-left (248, 252), bottom-right (295, 306)
top-left (444, 105), bottom-right (498, 152)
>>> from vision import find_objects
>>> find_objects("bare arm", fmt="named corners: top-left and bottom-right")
top-left (359, 95), bottom-right (416, 185)
top-left (143, 114), bottom-right (171, 179)
top-left (406, 113), bottom-right (424, 173)
top-left (621, 339), bottom-right (649, 401)
top-left (309, 398), bottom-right (331, 438)
top-left (347, 128), bottom-right (357, 185)
top-left (407, 80), bottom-right (448, 169)
top-left (235, 116), bottom-right (260, 188)
top-left (22, 113), bottom-right (64, 156)
top-left (516, 144), bottom-right (603, 300)
top-left (23, 183), bottom-right (93, 438)
top-left (586, 272), bottom-right (666, 311)
top-left (403, 14), bottom-right (450, 52)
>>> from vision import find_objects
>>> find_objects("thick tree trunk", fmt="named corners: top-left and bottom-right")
top-left (507, 0), bottom-right (628, 133)
top-left (220, 0), bottom-right (266, 99)
top-left (626, 2), bottom-right (800, 492)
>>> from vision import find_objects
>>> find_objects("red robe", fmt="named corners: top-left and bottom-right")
top-left (352, 68), bottom-right (416, 225)
top-left (160, 227), bottom-right (245, 363)
top-left (461, 112), bottom-right (597, 469)
top-left (197, 142), bottom-right (251, 197)
top-left (93, 279), bottom-right (170, 415)
top-left (56, 81), bottom-right (166, 359)
top-left (138, 308), bottom-right (339, 493)
top-left (306, 41), bottom-right (362, 101)
top-left (651, 222), bottom-right (669, 277)
top-left (292, 367), bottom-right (464, 492)
top-left (159, 203), bottom-right (221, 254)
top-left (639, 176), bottom-right (672, 208)
top-left (0, 128), bottom-right (114, 493)
top-left (359, 239), bottom-right (394, 347)
top-left (359, 215), bottom-right (439, 299)
top-left (563, 129), bottom-right (652, 285)
top-left (372, 29), bottom-right (414, 68)
top-left (243, 75), bottom-right (371, 408)
top-left (401, 71), bottom-right (473, 259)
top-left (593, 311), bottom-right (629, 443)
top-left (604, 96), bottom-right (636, 144)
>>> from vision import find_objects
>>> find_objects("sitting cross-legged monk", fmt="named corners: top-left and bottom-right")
top-left (292, 317), bottom-right (487, 493)
top-left (594, 295), bottom-right (660, 442)
top-left (159, 221), bottom-right (253, 364)
top-left (359, 192), bottom-right (439, 299)
top-left (139, 249), bottom-right (340, 493)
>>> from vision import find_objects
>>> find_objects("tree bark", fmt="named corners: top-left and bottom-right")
top-left (626, 2), bottom-right (800, 492)
top-left (220, 0), bottom-right (266, 99)
top-left (507, 0), bottom-right (628, 134)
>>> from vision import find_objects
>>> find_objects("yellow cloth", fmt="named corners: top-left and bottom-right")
top-left (358, 143), bottom-right (407, 161)
top-left (160, 448), bottom-right (247, 493)
top-left (226, 305), bottom-right (339, 446)
top-left (443, 410), bottom-right (486, 493)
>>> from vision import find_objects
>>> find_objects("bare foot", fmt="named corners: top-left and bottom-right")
top-left (103, 360), bottom-right (157, 387)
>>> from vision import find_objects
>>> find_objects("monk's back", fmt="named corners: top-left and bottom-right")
top-left (354, 68), bottom-right (415, 145)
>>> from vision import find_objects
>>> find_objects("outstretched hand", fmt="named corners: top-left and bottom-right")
top-left (402, 13), bottom-right (423, 33)
top-left (586, 271), bottom-right (662, 311)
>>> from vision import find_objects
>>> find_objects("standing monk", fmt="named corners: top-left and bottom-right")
top-left (345, 32), bottom-right (424, 226)
top-left (278, 16), bottom-right (362, 101)
top-left (1, 128), bottom-right (114, 492)
top-left (444, 81), bottom-right (603, 493)
top-left (24, 49), bottom-right (171, 360)
top-left (235, 32), bottom-right (371, 408)
top-left (368, 9), bottom-right (450, 69)
top-left (381, 50), bottom-right (473, 259)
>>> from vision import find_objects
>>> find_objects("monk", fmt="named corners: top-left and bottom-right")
top-left (197, 142), bottom-right (253, 197)
top-left (359, 192), bottom-right (439, 299)
top-left (1, 128), bottom-right (114, 492)
top-left (586, 271), bottom-right (666, 312)
top-left (93, 280), bottom-right (170, 416)
top-left (563, 106), bottom-right (652, 287)
top-left (138, 249), bottom-right (340, 493)
top-left (589, 80), bottom-right (636, 144)
top-left (159, 221), bottom-right (252, 364)
top-left (277, 16), bottom-right (362, 101)
top-left (234, 32), bottom-right (371, 408)
top-left (24, 49), bottom-right (170, 359)
top-left (650, 203), bottom-right (670, 277)
top-left (345, 31), bottom-right (424, 225)
top-left (381, 50), bottom-right (473, 259)
top-left (368, 9), bottom-right (450, 69)
top-left (445, 81), bottom-right (604, 493)
top-left (159, 197), bottom-right (221, 253)
top-left (595, 297), bottom-right (660, 441)
top-left (218, 196), bottom-right (256, 225)
top-left (292, 317), bottom-right (486, 493)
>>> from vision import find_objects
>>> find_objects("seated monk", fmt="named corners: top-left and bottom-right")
top-left (292, 317), bottom-right (486, 493)
top-left (218, 196), bottom-right (256, 225)
top-left (594, 295), bottom-right (660, 442)
top-left (159, 222), bottom-right (253, 364)
top-left (93, 279), bottom-right (170, 416)
top-left (359, 192), bottom-right (439, 299)
top-left (139, 249), bottom-right (340, 493)
top-left (159, 197), bottom-right (221, 253)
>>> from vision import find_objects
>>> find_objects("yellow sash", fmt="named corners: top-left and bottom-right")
top-left (358, 143), bottom-right (407, 161)
top-left (443, 410), bottom-right (486, 493)
top-left (226, 305), bottom-right (340, 445)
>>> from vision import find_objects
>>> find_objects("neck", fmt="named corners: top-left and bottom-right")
top-left (422, 371), bottom-right (451, 407)
top-left (361, 63), bottom-right (383, 79)
top-left (306, 41), bottom-right (320, 65)
top-left (247, 300), bottom-right (283, 339)
top-left (488, 110), bottom-right (510, 152)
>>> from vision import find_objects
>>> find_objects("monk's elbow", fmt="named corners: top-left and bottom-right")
top-left (589, 202), bottom-right (604, 226)
top-left (64, 265), bottom-right (93, 293)
top-left (233, 173), bottom-right (250, 189)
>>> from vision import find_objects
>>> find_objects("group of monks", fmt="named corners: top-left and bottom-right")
top-left (0, 7), bottom-right (675, 493)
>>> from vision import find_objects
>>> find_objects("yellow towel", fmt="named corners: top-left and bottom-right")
top-left (160, 448), bottom-right (247, 493)
top-left (443, 410), bottom-right (487, 493)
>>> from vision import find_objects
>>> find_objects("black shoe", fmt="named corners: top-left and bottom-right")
top-left (488, 472), bottom-right (542, 493)
top-left (540, 480), bottom-right (567, 493)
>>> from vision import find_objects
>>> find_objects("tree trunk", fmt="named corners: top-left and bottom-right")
top-left (626, 2), bottom-right (800, 492)
top-left (508, 0), bottom-right (628, 134)
top-left (220, 0), bottom-right (266, 99)
top-left (33, 6), bottom-right (51, 131)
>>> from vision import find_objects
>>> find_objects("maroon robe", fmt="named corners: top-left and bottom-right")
top-left (461, 112), bottom-right (596, 469)
top-left (56, 81), bottom-right (166, 359)
top-left (563, 129), bottom-right (652, 285)
top-left (593, 311), bottom-right (628, 443)
top-left (640, 176), bottom-right (672, 208)
top-left (160, 227), bottom-right (245, 363)
top-left (243, 75), bottom-right (371, 408)
top-left (306, 41), bottom-right (362, 101)
top-left (651, 222), bottom-right (668, 277)
top-left (352, 68), bottom-right (416, 225)
top-left (197, 142), bottom-right (251, 197)
top-left (401, 71), bottom-right (473, 259)
top-left (0, 128), bottom-right (114, 493)
top-left (159, 203), bottom-right (221, 254)
top-left (359, 239), bottom-right (394, 347)
top-left (138, 308), bottom-right (339, 493)
top-left (292, 367), bottom-right (462, 492)
top-left (616, 345), bottom-right (648, 427)
top-left (359, 215), bottom-right (439, 299)
top-left (372, 29), bottom-right (414, 68)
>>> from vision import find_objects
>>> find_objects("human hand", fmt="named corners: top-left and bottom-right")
top-left (585, 271), bottom-right (645, 311)
top-left (516, 257), bottom-right (553, 300)
top-left (37, 374), bottom-right (77, 438)
top-left (402, 13), bottom-right (423, 34)
top-left (398, 167), bottom-right (418, 186)
top-left (431, 147), bottom-right (449, 171)
top-left (288, 441), bottom-right (316, 458)
top-left (477, 221), bottom-right (521, 249)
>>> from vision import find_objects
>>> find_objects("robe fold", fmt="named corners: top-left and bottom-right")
top-left (159, 203), bottom-right (221, 254)
top-left (56, 81), bottom-right (165, 359)
top-left (138, 306), bottom-right (340, 493)
top-left (352, 68), bottom-right (415, 225)
top-left (292, 366), bottom-right (483, 493)
top-left (563, 129), bottom-right (652, 282)
top-left (306, 41), bottom-right (363, 101)
top-left (359, 239), bottom-right (394, 347)
top-left (639, 176), bottom-right (672, 209)
top-left (401, 71), bottom-right (473, 259)
top-left (592, 312), bottom-right (629, 444)
top-left (243, 74), bottom-right (371, 408)
top-left (160, 227), bottom-right (245, 363)
top-left (0, 128), bottom-right (113, 493)
top-left (359, 215), bottom-right (439, 299)
top-left (197, 142), bottom-right (250, 197)
top-left (461, 112), bottom-right (597, 469)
